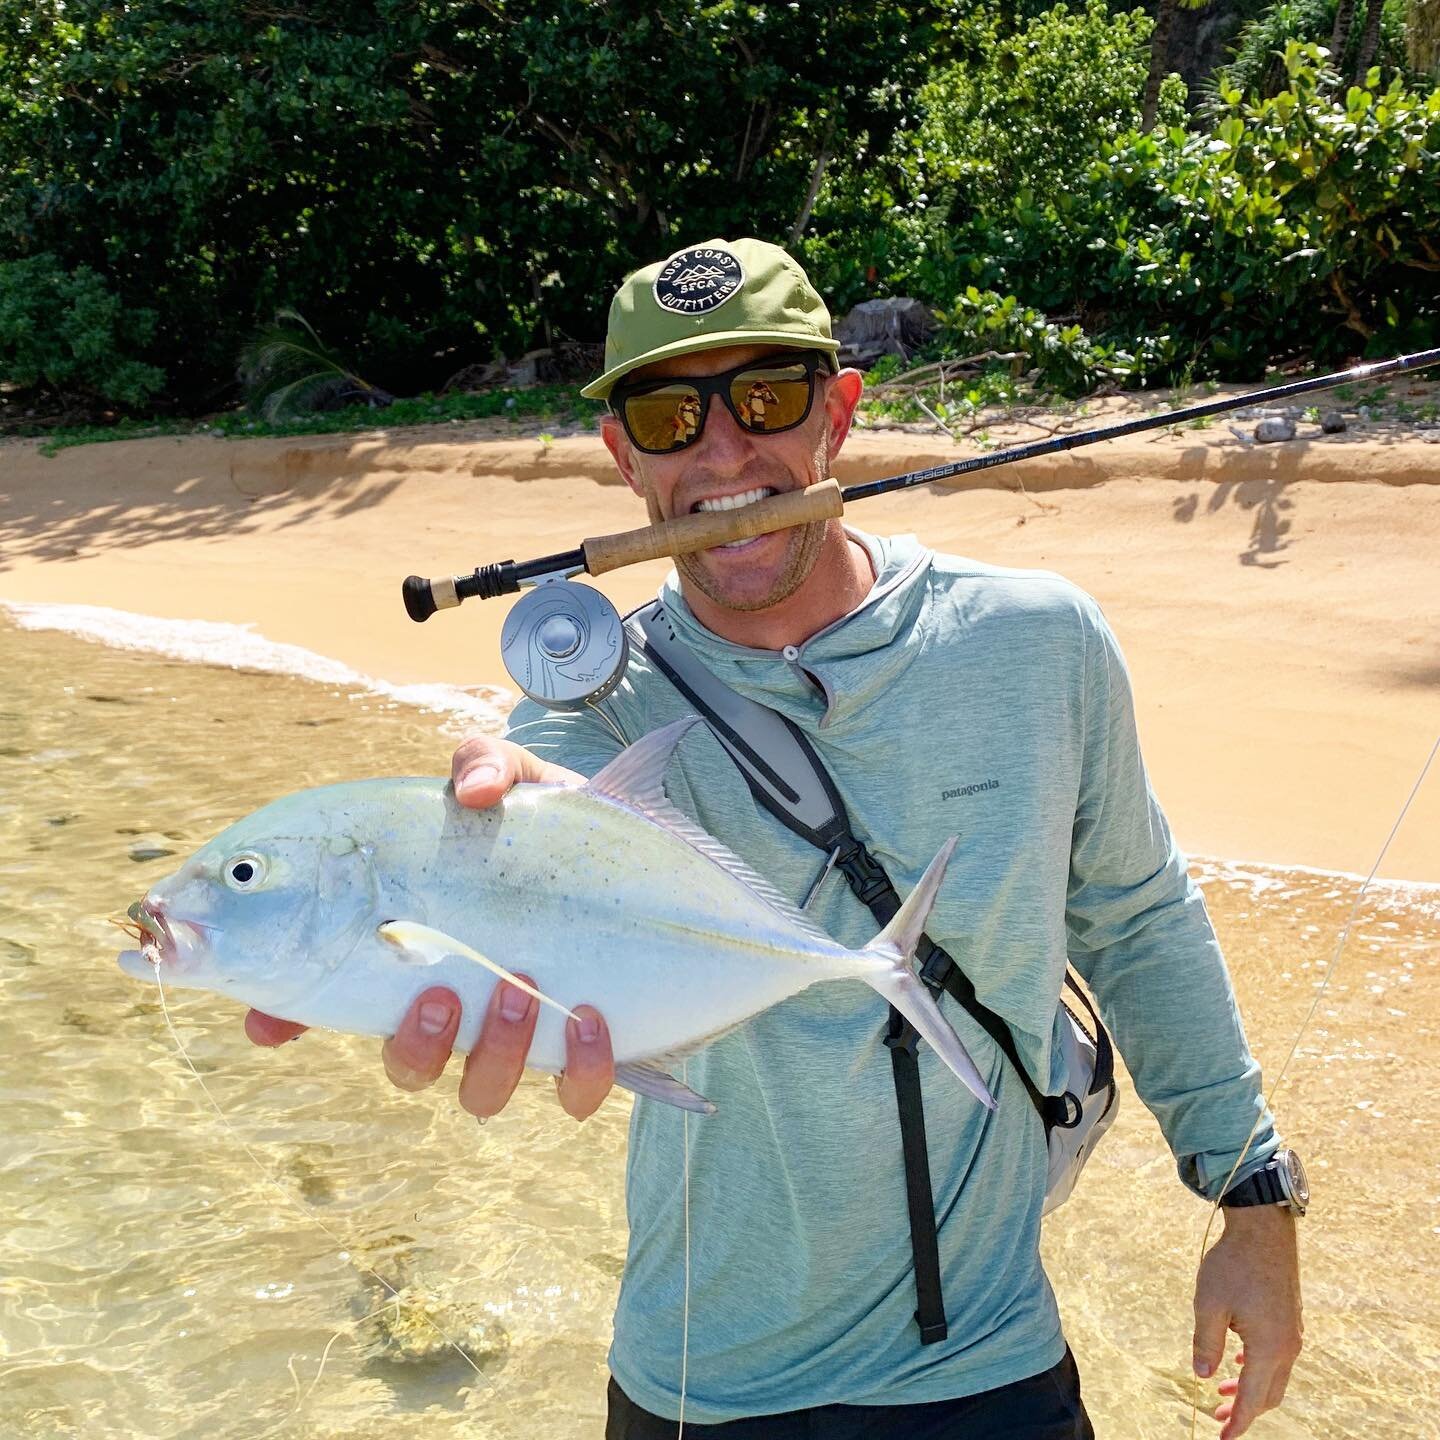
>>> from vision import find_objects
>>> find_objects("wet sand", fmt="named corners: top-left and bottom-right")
top-left (1, 420), bottom-right (1437, 880)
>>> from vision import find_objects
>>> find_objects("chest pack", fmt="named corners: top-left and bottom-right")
top-left (630, 601), bottom-right (1120, 1346)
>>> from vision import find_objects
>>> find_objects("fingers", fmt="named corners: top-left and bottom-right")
top-left (457, 977), bottom-right (540, 1119)
top-left (451, 735), bottom-right (584, 809)
top-left (381, 986), bottom-right (462, 1091)
top-left (245, 1009), bottom-right (308, 1046)
top-left (1216, 1345), bottom-right (1298, 1440)
top-left (555, 1006), bottom-right (615, 1120)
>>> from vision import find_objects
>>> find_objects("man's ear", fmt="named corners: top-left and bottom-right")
top-left (822, 367), bottom-right (865, 461)
top-left (600, 412), bottom-right (646, 499)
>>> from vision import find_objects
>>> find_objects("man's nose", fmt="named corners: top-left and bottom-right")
top-left (696, 392), bottom-right (755, 462)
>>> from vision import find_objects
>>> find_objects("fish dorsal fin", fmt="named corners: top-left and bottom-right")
top-left (585, 717), bottom-right (836, 948)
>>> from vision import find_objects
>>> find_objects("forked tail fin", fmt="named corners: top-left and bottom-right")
top-left (856, 838), bottom-right (998, 1111)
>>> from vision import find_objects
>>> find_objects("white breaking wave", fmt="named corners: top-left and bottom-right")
top-left (1191, 855), bottom-right (1440, 914)
top-left (1, 599), bottom-right (513, 733)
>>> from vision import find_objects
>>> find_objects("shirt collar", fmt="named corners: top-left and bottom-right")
top-left (656, 528), bottom-right (934, 729)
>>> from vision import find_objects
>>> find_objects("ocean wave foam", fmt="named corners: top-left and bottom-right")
top-left (1, 600), bottom-right (513, 733)
top-left (1190, 855), bottom-right (1440, 914)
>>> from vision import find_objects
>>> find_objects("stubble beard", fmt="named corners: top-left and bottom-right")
top-left (646, 438), bottom-right (831, 614)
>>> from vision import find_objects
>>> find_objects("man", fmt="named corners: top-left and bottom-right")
top-left (247, 239), bottom-right (1303, 1438)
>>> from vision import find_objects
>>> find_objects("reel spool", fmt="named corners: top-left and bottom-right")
top-left (499, 579), bottom-right (629, 710)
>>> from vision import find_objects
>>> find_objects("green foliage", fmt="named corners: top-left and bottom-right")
top-left (936, 287), bottom-right (1184, 393)
top-left (0, 0), bottom-right (935, 416)
top-left (0, 255), bottom-right (166, 407)
top-left (1216, 0), bottom-right (1416, 99)
top-left (801, 2), bottom-right (1187, 317)
top-left (916, 2), bottom-right (1171, 211)
top-left (2, 0), bottom-right (1436, 424)
top-left (850, 41), bottom-right (1439, 387)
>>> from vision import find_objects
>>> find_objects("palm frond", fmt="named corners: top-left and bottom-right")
top-left (236, 309), bottom-right (393, 421)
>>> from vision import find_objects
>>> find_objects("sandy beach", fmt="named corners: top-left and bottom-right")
top-left (2, 415), bottom-right (1437, 881)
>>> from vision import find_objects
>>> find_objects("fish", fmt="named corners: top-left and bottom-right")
top-left (116, 717), bottom-right (996, 1115)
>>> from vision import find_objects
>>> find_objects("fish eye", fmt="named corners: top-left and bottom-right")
top-left (223, 853), bottom-right (267, 891)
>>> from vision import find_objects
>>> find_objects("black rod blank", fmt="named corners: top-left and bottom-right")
top-left (842, 346), bottom-right (1440, 503)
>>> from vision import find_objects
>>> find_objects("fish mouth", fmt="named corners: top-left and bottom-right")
top-left (121, 898), bottom-right (212, 975)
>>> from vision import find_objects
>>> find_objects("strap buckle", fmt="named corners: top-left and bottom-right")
top-left (916, 936), bottom-right (953, 991)
top-left (834, 836), bottom-right (896, 912)
top-left (883, 1015), bottom-right (920, 1058)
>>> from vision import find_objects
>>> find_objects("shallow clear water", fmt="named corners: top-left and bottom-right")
top-left (1, 616), bottom-right (1436, 1438)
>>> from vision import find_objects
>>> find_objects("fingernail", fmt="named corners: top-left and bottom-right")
top-left (1195, 1360), bottom-right (1213, 1378)
top-left (500, 985), bottom-right (532, 1023)
top-left (458, 764), bottom-right (499, 796)
top-left (418, 1000), bottom-right (453, 1036)
top-left (576, 1013), bottom-right (599, 1043)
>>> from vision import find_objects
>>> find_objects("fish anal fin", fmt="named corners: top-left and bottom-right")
top-left (377, 920), bottom-right (578, 1024)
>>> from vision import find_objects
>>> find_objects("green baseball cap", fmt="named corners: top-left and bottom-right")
top-left (580, 237), bottom-right (841, 402)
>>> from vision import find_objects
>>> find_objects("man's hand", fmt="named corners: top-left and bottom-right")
top-left (1193, 1204), bottom-right (1303, 1439)
top-left (244, 735), bottom-right (617, 1121)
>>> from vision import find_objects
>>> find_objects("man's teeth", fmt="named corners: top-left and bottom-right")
top-left (694, 486), bottom-right (775, 513)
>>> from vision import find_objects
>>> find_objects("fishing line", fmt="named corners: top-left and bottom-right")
top-left (1185, 733), bottom-right (1439, 1440)
top-left (146, 967), bottom-right (493, 1404)
top-left (679, 1056), bottom-right (692, 1439)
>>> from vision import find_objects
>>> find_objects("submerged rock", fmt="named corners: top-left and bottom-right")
top-left (353, 1282), bottom-right (511, 1368)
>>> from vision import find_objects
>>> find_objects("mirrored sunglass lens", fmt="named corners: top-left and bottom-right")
top-left (624, 384), bottom-right (704, 451)
top-left (730, 363), bottom-right (811, 432)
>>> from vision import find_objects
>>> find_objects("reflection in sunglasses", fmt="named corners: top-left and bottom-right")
top-left (671, 394), bottom-right (702, 442)
top-left (739, 381), bottom-right (779, 430)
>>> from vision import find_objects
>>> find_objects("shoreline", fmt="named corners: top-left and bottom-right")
top-left (3, 425), bottom-right (1438, 882)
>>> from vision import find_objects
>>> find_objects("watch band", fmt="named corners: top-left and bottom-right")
top-left (1220, 1164), bottom-right (1287, 1207)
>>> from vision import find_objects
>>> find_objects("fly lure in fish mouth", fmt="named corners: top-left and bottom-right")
top-left (113, 900), bottom-right (166, 962)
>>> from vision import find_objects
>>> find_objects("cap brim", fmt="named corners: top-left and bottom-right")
top-left (580, 330), bottom-right (842, 401)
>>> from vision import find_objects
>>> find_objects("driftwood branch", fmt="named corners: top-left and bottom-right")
top-left (863, 351), bottom-right (1024, 393)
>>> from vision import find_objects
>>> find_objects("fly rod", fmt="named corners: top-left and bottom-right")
top-left (401, 345), bottom-right (1440, 708)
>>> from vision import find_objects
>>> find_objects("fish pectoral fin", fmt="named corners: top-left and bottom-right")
top-left (377, 920), bottom-right (578, 1024)
top-left (614, 1061), bottom-right (717, 1116)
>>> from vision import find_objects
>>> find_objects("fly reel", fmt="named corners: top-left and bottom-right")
top-left (498, 579), bottom-right (628, 709)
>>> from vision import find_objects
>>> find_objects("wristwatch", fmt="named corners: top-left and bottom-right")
top-left (1219, 1148), bottom-right (1309, 1216)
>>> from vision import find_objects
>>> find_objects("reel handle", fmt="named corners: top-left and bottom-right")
top-left (581, 479), bottom-right (844, 576)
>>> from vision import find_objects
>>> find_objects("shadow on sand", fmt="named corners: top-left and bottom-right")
top-left (1171, 477), bottom-right (1295, 568)
top-left (0, 440), bottom-right (408, 571)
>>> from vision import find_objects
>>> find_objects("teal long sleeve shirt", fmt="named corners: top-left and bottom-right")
top-left (504, 529), bottom-right (1276, 1422)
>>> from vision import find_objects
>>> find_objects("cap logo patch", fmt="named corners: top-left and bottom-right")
top-left (653, 246), bottom-right (744, 316)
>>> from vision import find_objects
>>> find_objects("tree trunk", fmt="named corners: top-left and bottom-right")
top-left (1329, 0), bottom-right (1357, 70)
top-left (1142, 0), bottom-right (1177, 130)
top-left (786, 115), bottom-right (837, 247)
top-left (1353, 0), bottom-right (1385, 79)
top-left (1409, 0), bottom-right (1440, 76)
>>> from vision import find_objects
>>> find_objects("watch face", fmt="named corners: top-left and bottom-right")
top-left (1282, 1149), bottom-right (1309, 1206)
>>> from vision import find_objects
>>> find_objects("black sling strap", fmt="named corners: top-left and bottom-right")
top-left (629, 603), bottom-right (1111, 1344)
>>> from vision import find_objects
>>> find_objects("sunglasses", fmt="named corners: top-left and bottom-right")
top-left (610, 350), bottom-right (833, 455)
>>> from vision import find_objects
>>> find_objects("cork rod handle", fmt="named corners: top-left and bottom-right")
top-left (582, 479), bottom-right (844, 577)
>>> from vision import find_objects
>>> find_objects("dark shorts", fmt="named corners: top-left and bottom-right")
top-left (605, 1347), bottom-right (1095, 1440)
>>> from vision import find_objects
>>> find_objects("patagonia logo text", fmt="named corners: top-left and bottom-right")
top-left (941, 779), bottom-right (1001, 801)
